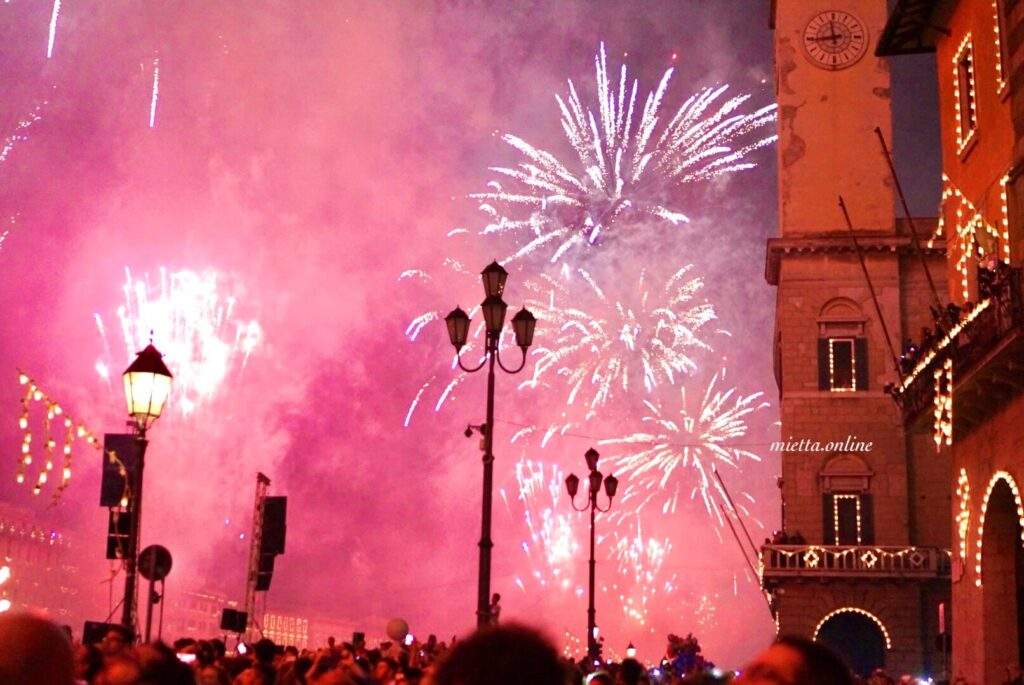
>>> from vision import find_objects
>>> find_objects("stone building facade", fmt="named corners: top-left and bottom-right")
top-left (762, 0), bottom-right (951, 678)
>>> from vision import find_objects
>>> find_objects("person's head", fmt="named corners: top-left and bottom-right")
top-left (136, 642), bottom-right (195, 685)
top-left (284, 645), bottom-right (299, 660)
top-left (101, 625), bottom-right (132, 657)
top-left (490, 593), bottom-right (500, 603)
top-left (75, 643), bottom-right (105, 683)
top-left (254, 638), bottom-right (277, 665)
top-left (736, 636), bottom-right (854, 685)
top-left (211, 638), bottom-right (227, 660)
top-left (196, 640), bottom-right (217, 668)
top-left (434, 623), bottom-right (563, 685)
top-left (0, 612), bottom-right (75, 685)
top-left (374, 656), bottom-right (398, 681)
top-left (615, 658), bottom-right (645, 685)
top-left (588, 672), bottom-right (613, 685)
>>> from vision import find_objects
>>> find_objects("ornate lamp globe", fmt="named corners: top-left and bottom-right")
top-left (123, 344), bottom-right (173, 433)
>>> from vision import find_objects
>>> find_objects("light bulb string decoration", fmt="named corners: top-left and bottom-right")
top-left (15, 370), bottom-right (100, 500)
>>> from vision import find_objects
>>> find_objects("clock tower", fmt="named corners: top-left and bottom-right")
top-left (762, 0), bottom-right (951, 678)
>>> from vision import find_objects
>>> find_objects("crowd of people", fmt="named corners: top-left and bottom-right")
top-left (0, 610), bottom-right (956, 685)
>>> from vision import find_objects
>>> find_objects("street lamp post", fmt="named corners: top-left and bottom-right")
top-left (120, 344), bottom-right (173, 637)
top-left (565, 447), bottom-right (618, 664)
top-left (443, 261), bottom-right (537, 628)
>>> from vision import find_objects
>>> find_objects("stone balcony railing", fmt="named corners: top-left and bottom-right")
top-left (891, 264), bottom-right (1024, 432)
top-left (760, 544), bottom-right (951, 582)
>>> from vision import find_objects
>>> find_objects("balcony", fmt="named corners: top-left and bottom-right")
top-left (760, 545), bottom-right (951, 583)
top-left (891, 264), bottom-right (1024, 433)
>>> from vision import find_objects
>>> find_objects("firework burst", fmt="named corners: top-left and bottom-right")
top-left (474, 43), bottom-right (776, 265)
top-left (599, 369), bottom-right (767, 521)
top-left (522, 265), bottom-right (716, 414)
top-left (94, 267), bottom-right (263, 416)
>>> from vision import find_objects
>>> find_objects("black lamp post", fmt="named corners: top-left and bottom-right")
top-left (565, 447), bottom-right (618, 664)
top-left (120, 344), bottom-right (173, 637)
top-left (443, 261), bottom-right (537, 627)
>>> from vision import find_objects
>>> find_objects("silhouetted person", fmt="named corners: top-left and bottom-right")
top-left (0, 612), bottom-right (75, 685)
top-left (736, 635), bottom-right (854, 685)
top-left (434, 623), bottom-right (564, 685)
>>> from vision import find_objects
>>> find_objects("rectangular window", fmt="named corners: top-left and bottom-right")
top-left (833, 494), bottom-right (862, 545)
top-left (953, 34), bottom-right (978, 152)
top-left (829, 338), bottom-right (855, 391)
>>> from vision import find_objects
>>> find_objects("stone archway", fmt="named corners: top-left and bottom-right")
top-left (979, 475), bottom-right (1024, 679)
top-left (813, 607), bottom-right (888, 677)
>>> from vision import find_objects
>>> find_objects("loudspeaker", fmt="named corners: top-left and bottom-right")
top-left (259, 497), bottom-right (287, 556)
top-left (101, 434), bottom-right (140, 507)
top-left (220, 608), bottom-right (248, 633)
top-left (255, 554), bottom-right (275, 591)
top-left (83, 621), bottom-right (123, 645)
top-left (106, 510), bottom-right (132, 560)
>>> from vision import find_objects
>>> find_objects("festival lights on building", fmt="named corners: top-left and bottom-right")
top-left (974, 471), bottom-right (1024, 587)
top-left (15, 371), bottom-right (99, 499)
top-left (812, 607), bottom-right (892, 650)
top-left (831, 494), bottom-right (862, 544)
top-left (957, 468), bottom-right (971, 563)
top-left (952, 33), bottom-right (977, 155)
top-left (993, 1), bottom-right (1008, 93)
top-left (933, 358), bottom-right (953, 449)
top-left (897, 297), bottom-right (991, 391)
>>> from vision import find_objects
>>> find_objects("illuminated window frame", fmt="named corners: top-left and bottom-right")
top-left (953, 33), bottom-right (978, 154)
top-left (828, 338), bottom-right (856, 392)
top-left (813, 607), bottom-right (892, 650)
top-left (832, 493), bottom-right (863, 545)
top-left (974, 471), bottom-right (1024, 587)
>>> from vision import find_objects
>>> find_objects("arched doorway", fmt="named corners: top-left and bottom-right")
top-left (814, 608), bottom-right (887, 677)
top-left (980, 476), bottom-right (1024, 678)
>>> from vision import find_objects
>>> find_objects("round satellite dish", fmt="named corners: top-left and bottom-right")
top-left (138, 545), bottom-right (173, 581)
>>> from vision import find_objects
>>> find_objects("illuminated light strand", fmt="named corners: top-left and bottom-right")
top-left (813, 607), bottom-right (892, 650)
top-left (896, 298), bottom-right (991, 392)
top-left (15, 370), bottom-right (100, 499)
top-left (957, 468), bottom-right (971, 562)
top-left (994, 1), bottom-right (1008, 92)
top-left (974, 471), bottom-right (1024, 587)
top-left (933, 358), bottom-right (954, 449)
top-left (771, 545), bottom-right (932, 572)
top-left (930, 174), bottom-right (1009, 301)
top-left (952, 33), bottom-right (977, 155)
top-left (0, 519), bottom-right (64, 545)
top-left (831, 494), bottom-right (862, 544)
top-left (827, 338), bottom-right (856, 392)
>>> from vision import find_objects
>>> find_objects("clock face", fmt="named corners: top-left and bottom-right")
top-left (803, 10), bottom-right (868, 70)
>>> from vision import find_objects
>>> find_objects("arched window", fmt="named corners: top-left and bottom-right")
top-left (817, 299), bottom-right (868, 393)
top-left (820, 454), bottom-right (874, 545)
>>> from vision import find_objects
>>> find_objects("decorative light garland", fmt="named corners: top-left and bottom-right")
top-left (827, 339), bottom-right (856, 392)
top-left (952, 33), bottom-right (978, 154)
top-left (993, 1), bottom-right (1008, 92)
top-left (812, 607), bottom-right (892, 650)
top-left (15, 371), bottom-right (99, 500)
top-left (769, 545), bottom-right (933, 572)
top-left (957, 468), bottom-right (971, 563)
top-left (974, 471), bottom-right (1024, 587)
top-left (933, 358), bottom-right (954, 449)
top-left (931, 174), bottom-right (1010, 300)
top-left (897, 298), bottom-right (991, 391)
top-left (832, 494), bottom-right (862, 544)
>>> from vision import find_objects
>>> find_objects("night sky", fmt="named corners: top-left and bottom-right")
top-left (0, 0), bottom-right (938, 666)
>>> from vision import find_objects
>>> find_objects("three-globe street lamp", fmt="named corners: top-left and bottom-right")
top-left (120, 343), bottom-right (173, 636)
top-left (444, 261), bottom-right (537, 627)
top-left (565, 447), bottom-right (618, 663)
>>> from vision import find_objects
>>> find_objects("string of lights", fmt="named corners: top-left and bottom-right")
top-left (15, 370), bottom-right (100, 500)
top-left (933, 358), bottom-right (954, 450)
top-left (974, 471), bottom-right (1024, 588)
top-left (812, 607), bottom-right (892, 650)
top-left (952, 33), bottom-right (977, 155)
top-left (956, 468), bottom-right (971, 563)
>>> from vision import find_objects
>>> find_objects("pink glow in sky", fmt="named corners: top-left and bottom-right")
top-left (0, 1), bottom-right (781, 667)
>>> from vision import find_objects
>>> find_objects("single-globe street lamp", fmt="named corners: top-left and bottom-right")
top-left (565, 447), bottom-right (618, 663)
top-left (443, 261), bottom-right (537, 627)
top-left (120, 343), bottom-right (173, 636)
